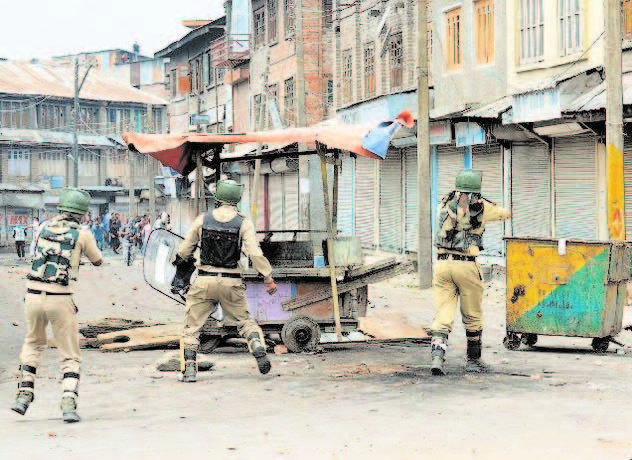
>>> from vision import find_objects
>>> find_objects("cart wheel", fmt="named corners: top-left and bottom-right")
top-left (199, 334), bottom-right (222, 354)
top-left (591, 337), bottom-right (610, 353)
top-left (521, 333), bottom-right (538, 347)
top-left (281, 316), bottom-right (321, 353)
top-left (503, 333), bottom-right (521, 350)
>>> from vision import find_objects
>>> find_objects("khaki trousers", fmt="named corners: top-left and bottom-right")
top-left (431, 260), bottom-right (484, 335)
top-left (19, 292), bottom-right (81, 381)
top-left (182, 276), bottom-right (264, 351)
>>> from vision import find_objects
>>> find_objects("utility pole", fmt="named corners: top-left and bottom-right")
top-left (128, 148), bottom-right (134, 219)
top-left (72, 58), bottom-right (93, 187)
top-left (146, 104), bottom-right (156, 217)
top-left (417, 0), bottom-right (432, 287)
top-left (606, 0), bottom-right (625, 240)
top-left (296, 0), bottom-right (311, 233)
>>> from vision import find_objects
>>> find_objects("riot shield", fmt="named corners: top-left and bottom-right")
top-left (143, 229), bottom-right (191, 305)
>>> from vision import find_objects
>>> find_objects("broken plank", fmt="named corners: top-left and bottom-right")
top-left (346, 257), bottom-right (397, 279)
top-left (282, 260), bottom-right (414, 311)
top-left (80, 317), bottom-right (164, 338)
top-left (97, 323), bottom-right (182, 352)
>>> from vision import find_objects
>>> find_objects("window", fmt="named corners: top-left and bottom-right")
top-left (170, 68), bottom-right (177, 98)
top-left (474, 0), bottom-right (494, 63)
top-left (284, 77), bottom-right (295, 126)
top-left (253, 93), bottom-right (264, 129)
top-left (37, 104), bottom-right (66, 130)
top-left (266, 83), bottom-right (279, 129)
top-left (8, 149), bottom-right (30, 177)
top-left (326, 79), bottom-right (333, 107)
top-left (625, 0), bottom-right (632, 39)
top-left (38, 151), bottom-right (65, 177)
top-left (268, 0), bottom-right (278, 42)
top-left (342, 49), bottom-right (353, 104)
top-left (389, 33), bottom-right (403, 89)
top-left (323, 0), bottom-right (333, 29)
top-left (519, 0), bottom-right (544, 64)
top-left (254, 8), bottom-right (266, 47)
top-left (284, 0), bottom-right (295, 36)
top-left (1, 100), bottom-right (30, 129)
top-left (446, 7), bottom-right (462, 68)
top-left (364, 42), bottom-right (376, 98)
top-left (78, 152), bottom-right (98, 177)
top-left (558, 0), bottom-right (582, 56)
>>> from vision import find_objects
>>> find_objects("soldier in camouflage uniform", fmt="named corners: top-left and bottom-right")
top-left (430, 170), bottom-right (510, 376)
top-left (11, 188), bottom-right (103, 423)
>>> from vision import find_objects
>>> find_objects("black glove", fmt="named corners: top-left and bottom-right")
top-left (171, 255), bottom-right (196, 300)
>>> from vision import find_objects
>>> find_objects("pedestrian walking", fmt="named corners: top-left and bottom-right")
top-left (174, 179), bottom-right (278, 382)
top-left (91, 217), bottom-right (105, 250)
top-left (11, 188), bottom-right (103, 423)
top-left (109, 213), bottom-right (121, 254)
top-left (430, 170), bottom-right (511, 375)
top-left (12, 224), bottom-right (27, 260)
top-left (29, 218), bottom-right (40, 258)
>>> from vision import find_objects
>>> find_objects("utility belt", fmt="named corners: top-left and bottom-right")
top-left (27, 288), bottom-right (72, 296)
top-left (437, 253), bottom-right (476, 262)
top-left (197, 270), bottom-right (242, 279)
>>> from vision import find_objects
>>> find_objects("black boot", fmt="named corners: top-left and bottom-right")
top-left (179, 349), bottom-right (197, 382)
top-left (430, 333), bottom-right (448, 376)
top-left (10, 365), bottom-right (36, 416)
top-left (465, 330), bottom-right (488, 373)
top-left (247, 333), bottom-right (271, 375)
top-left (61, 372), bottom-right (81, 423)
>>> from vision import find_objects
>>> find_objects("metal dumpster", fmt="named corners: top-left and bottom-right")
top-left (503, 237), bottom-right (632, 352)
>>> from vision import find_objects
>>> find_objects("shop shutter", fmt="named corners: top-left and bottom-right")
top-left (238, 174), bottom-right (250, 217)
top-left (283, 172), bottom-right (300, 230)
top-left (404, 148), bottom-right (418, 252)
top-left (473, 144), bottom-right (504, 255)
top-left (337, 153), bottom-right (355, 236)
top-left (379, 150), bottom-right (403, 252)
top-left (268, 175), bottom-right (283, 230)
top-left (554, 136), bottom-right (598, 239)
top-left (512, 143), bottom-right (551, 238)
top-left (355, 155), bottom-right (378, 248)
top-left (623, 139), bottom-right (632, 240)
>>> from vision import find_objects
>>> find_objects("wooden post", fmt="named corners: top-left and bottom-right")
top-left (194, 150), bottom-right (203, 215)
top-left (318, 143), bottom-right (343, 341)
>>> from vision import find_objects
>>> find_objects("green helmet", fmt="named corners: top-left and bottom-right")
top-left (57, 188), bottom-right (91, 215)
top-left (213, 179), bottom-right (243, 205)
top-left (455, 169), bottom-right (483, 193)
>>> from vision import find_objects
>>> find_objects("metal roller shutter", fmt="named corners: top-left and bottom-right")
top-left (238, 173), bottom-right (250, 217)
top-left (404, 148), bottom-right (418, 252)
top-left (283, 172), bottom-right (300, 230)
top-left (623, 140), bottom-right (632, 240)
top-left (268, 175), bottom-right (283, 230)
top-left (337, 153), bottom-right (355, 236)
top-left (473, 144), bottom-right (504, 255)
top-left (512, 143), bottom-right (551, 238)
top-left (436, 145), bottom-right (464, 200)
top-left (379, 150), bottom-right (403, 252)
top-left (554, 136), bottom-right (598, 239)
top-left (355, 156), bottom-right (378, 248)
top-left (253, 175), bottom-right (265, 231)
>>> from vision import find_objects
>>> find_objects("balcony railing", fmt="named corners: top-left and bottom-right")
top-left (209, 34), bottom-right (251, 67)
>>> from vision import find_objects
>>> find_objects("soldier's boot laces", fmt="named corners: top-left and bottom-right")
top-left (11, 365), bottom-right (36, 415)
top-left (61, 396), bottom-right (80, 423)
top-left (465, 330), bottom-right (489, 373)
top-left (430, 335), bottom-right (448, 376)
top-left (248, 333), bottom-right (271, 375)
top-left (179, 349), bottom-right (197, 383)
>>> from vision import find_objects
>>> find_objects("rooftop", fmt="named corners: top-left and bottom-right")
top-left (0, 60), bottom-right (168, 105)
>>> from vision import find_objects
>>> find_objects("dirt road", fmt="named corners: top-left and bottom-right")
top-left (1, 253), bottom-right (631, 459)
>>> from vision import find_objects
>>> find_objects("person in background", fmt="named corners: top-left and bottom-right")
top-left (102, 212), bottom-right (112, 249)
top-left (109, 213), bottom-right (121, 254)
top-left (152, 211), bottom-right (171, 232)
top-left (91, 217), bottom-right (105, 250)
top-left (141, 215), bottom-right (152, 253)
top-left (13, 224), bottom-right (27, 261)
top-left (29, 218), bottom-right (40, 259)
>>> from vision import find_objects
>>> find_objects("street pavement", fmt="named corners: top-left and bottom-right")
top-left (1, 252), bottom-right (631, 459)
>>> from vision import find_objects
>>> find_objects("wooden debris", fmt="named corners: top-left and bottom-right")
top-left (48, 337), bottom-right (99, 349)
top-left (155, 352), bottom-right (215, 372)
top-left (97, 323), bottom-right (182, 352)
top-left (79, 317), bottom-right (164, 338)
top-left (359, 312), bottom-right (430, 341)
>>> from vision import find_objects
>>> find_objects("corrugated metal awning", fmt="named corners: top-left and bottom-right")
top-left (565, 72), bottom-right (632, 112)
top-left (0, 128), bottom-right (116, 147)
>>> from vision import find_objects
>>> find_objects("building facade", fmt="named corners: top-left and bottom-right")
top-left (0, 60), bottom-right (168, 242)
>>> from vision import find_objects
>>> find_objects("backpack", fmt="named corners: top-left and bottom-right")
top-left (28, 218), bottom-right (80, 286)
top-left (434, 191), bottom-right (485, 253)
